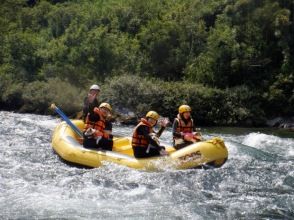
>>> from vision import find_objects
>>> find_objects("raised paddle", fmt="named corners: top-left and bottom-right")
top-left (50, 103), bottom-right (83, 138)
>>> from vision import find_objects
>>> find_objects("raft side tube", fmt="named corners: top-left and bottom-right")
top-left (51, 120), bottom-right (228, 170)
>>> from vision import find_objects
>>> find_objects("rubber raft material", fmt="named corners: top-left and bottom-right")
top-left (51, 120), bottom-right (228, 170)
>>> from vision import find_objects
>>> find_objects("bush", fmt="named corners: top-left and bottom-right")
top-left (0, 66), bottom-right (24, 110)
top-left (102, 74), bottom-right (265, 125)
top-left (21, 78), bottom-right (84, 115)
top-left (264, 73), bottom-right (294, 117)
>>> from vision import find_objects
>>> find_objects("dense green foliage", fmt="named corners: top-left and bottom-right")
top-left (102, 74), bottom-right (266, 125)
top-left (0, 0), bottom-right (293, 125)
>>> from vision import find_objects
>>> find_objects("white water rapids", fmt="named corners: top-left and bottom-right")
top-left (0, 111), bottom-right (293, 219)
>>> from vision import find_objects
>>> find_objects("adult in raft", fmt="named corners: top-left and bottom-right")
top-left (82, 84), bottom-right (101, 121)
top-left (132, 111), bottom-right (169, 158)
top-left (82, 84), bottom-right (112, 132)
top-left (172, 105), bottom-right (202, 150)
top-left (83, 103), bottom-right (113, 151)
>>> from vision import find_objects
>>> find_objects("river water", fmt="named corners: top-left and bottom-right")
top-left (0, 111), bottom-right (293, 219)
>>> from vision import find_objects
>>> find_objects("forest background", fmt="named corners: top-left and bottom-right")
top-left (0, 0), bottom-right (293, 126)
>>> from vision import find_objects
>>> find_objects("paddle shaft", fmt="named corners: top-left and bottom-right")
top-left (51, 104), bottom-right (83, 138)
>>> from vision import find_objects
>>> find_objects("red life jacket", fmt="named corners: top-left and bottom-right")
top-left (175, 114), bottom-right (194, 135)
top-left (132, 118), bottom-right (153, 147)
top-left (84, 107), bottom-right (108, 138)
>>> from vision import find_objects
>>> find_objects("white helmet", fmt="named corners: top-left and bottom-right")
top-left (89, 84), bottom-right (100, 91)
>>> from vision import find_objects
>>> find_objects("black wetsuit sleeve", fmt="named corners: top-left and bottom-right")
top-left (156, 126), bottom-right (165, 138)
top-left (105, 121), bottom-right (112, 131)
top-left (172, 119), bottom-right (182, 138)
top-left (83, 97), bottom-right (99, 120)
top-left (137, 126), bottom-right (161, 150)
top-left (87, 109), bottom-right (100, 122)
top-left (82, 97), bottom-right (89, 119)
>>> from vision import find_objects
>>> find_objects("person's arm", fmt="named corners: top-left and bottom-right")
top-left (140, 125), bottom-right (168, 156)
top-left (172, 119), bottom-right (182, 138)
top-left (104, 121), bottom-right (113, 139)
top-left (82, 97), bottom-right (89, 120)
top-left (156, 118), bottom-right (169, 137)
top-left (138, 126), bottom-right (161, 150)
top-left (88, 99), bottom-right (99, 115)
top-left (156, 126), bottom-right (165, 137)
top-left (105, 121), bottom-right (112, 132)
top-left (191, 119), bottom-right (203, 140)
top-left (83, 94), bottom-right (99, 112)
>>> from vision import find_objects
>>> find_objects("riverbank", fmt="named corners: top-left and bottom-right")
top-left (266, 117), bottom-right (294, 131)
top-left (116, 111), bottom-right (294, 131)
top-left (1, 106), bottom-right (293, 132)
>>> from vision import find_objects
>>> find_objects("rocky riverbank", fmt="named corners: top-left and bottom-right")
top-left (114, 107), bottom-right (294, 131)
top-left (266, 117), bottom-right (294, 131)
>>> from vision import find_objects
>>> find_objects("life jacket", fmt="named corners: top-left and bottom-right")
top-left (132, 118), bottom-right (153, 147)
top-left (84, 107), bottom-right (108, 138)
top-left (174, 114), bottom-right (194, 138)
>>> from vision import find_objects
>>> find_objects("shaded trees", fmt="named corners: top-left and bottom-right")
top-left (0, 0), bottom-right (293, 124)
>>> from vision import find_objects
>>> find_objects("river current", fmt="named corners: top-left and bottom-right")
top-left (0, 111), bottom-right (293, 219)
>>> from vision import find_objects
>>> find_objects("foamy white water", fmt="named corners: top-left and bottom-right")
top-left (0, 111), bottom-right (293, 219)
top-left (243, 132), bottom-right (294, 158)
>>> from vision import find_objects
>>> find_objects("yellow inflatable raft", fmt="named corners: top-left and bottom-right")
top-left (51, 120), bottom-right (228, 170)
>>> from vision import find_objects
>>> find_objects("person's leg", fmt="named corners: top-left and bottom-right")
top-left (83, 137), bottom-right (98, 149)
top-left (174, 141), bottom-right (192, 150)
top-left (97, 138), bottom-right (113, 151)
top-left (133, 146), bottom-right (160, 158)
top-left (147, 148), bottom-right (161, 157)
top-left (133, 147), bottom-right (148, 158)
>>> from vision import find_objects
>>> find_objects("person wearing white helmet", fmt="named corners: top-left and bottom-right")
top-left (172, 105), bottom-right (202, 150)
top-left (82, 84), bottom-right (101, 121)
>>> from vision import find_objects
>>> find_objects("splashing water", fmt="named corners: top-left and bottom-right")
top-left (0, 112), bottom-right (293, 219)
